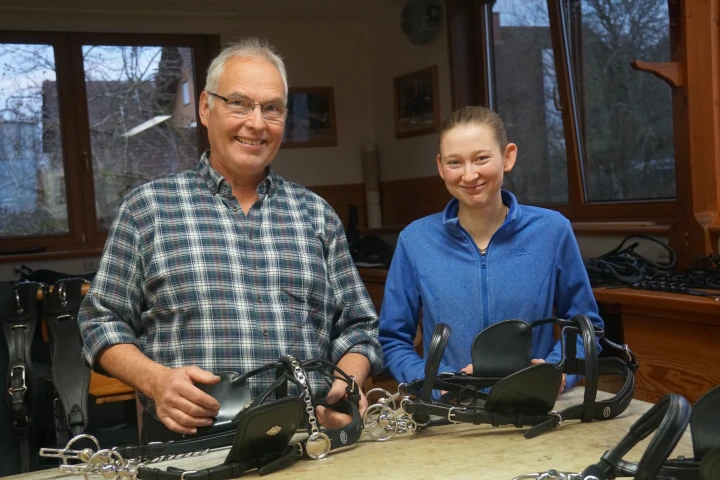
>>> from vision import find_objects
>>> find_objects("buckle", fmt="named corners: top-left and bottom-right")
top-left (549, 411), bottom-right (563, 429)
top-left (8, 365), bottom-right (27, 395)
top-left (15, 290), bottom-right (24, 314)
top-left (447, 406), bottom-right (465, 424)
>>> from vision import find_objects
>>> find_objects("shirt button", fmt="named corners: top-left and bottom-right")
top-left (253, 264), bottom-right (258, 270)
top-left (257, 296), bottom-right (262, 303)
top-left (262, 329), bottom-right (269, 337)
top-left (248, 234), bottom-right (253, 240)
top-left (232, 206), bottom-right (238, 212)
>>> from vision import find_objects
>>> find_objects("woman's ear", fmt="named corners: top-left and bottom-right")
top-left (437, 153), bottom-right (445, 180)
top-left (503, 143), bottom-right (518, 173)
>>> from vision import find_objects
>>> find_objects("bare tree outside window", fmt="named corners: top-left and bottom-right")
top-left (78, 45), bottom-right (200, 229)
top-left (0, 43), bottom-right (68, 238)
top-left (576, 0), bottom-right (674, 201)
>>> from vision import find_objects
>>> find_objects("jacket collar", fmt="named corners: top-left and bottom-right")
top-left (442, 189), bottom-right (518, 229)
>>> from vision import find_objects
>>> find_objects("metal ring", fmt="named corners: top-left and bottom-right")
top-left (305, 432), bottom-right (331, 459)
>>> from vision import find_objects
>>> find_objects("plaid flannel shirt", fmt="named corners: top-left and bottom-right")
top-left (79, 152), bottom-right (382, 416)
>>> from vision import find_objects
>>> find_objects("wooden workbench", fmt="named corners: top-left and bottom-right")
top-left (6, 388), bottom-right (696, 480)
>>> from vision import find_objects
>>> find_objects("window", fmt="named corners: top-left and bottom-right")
top-left (0, 43), bottom-right (68, 238)
top-left (0, 32), bottom-right (216, 254)
top-left (494, 1), bottom-right (569, 204)
top-left (570, 0), bottom-right (674, 201)
top-left (80, 45), bottom-right (200, 229)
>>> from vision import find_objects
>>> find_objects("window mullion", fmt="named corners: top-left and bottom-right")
top-left (54, 33), bottom-right (88, 247)
top-left (67, 33), bottom-right (102, 246)
top-left (547, 0), bottom-right (586, 215)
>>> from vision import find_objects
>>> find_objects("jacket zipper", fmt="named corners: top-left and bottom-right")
top-left (480, 250), bottom-right (489, 330)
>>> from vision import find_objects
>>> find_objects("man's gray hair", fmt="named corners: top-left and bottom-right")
top-left (205, 37), bottom-right (288, 108)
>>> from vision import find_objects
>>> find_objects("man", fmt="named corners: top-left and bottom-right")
top-left (79, 38), bottom-right (382, 438)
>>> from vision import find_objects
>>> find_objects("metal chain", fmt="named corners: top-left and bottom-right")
top-left (289, 356), bottom-right (320, 434)
top-left (512, 470), bottom-right (589, 480)
top-left (287, 355), bottom-right (331, 459)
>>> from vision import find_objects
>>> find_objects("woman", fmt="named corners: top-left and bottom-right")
top-left (378, 106), bottom-right (603, 394)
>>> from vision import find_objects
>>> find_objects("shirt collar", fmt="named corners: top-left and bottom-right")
top-left (196, 150), bottom-right (281, 197)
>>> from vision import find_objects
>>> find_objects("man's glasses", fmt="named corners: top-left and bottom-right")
top-left (207, 92), bottom-right (288, 123)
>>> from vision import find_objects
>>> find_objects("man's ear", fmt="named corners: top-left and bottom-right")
top-left (199, 91), bottom-right (210, 128)
top-left (503, 143), bottom-right (518, 173)
top-left (437, 154), bottom-right (445, 180)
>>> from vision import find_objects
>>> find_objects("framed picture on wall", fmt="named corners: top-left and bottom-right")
top-left (282, 87), bottom-right (338, 148)
top-left (393, 65), bottom-right (440, 139)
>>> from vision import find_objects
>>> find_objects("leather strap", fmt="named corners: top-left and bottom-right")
top-left (1, 282), bottom-right (41, 473)
top-left (43, 278), bottom-right (90, 446)
top-left (579, 393), bottom-right (692, 480)
top-left (137, 444), bottom-right (297, 480)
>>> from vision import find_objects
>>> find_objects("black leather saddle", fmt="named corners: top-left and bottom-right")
top-left (133, 355), bottom-right (363, 480)
top-left (540, 385), bottom-right (720, 480)
top-left (401, 314), bottom-right (637, 438)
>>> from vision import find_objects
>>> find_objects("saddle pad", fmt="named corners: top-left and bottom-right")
top-left (692, 385), bottom-right (720, 461)
top-left (195, 371), bottom-right (252, 436)
top-left (484, 362), bottom-right (562, 415)
top-left (224, 396), bottom-right (305, 464)
top-left (472, 320), bottom-right (533, 378)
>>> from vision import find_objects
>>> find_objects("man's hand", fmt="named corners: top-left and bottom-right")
top-left (316, 379), bottom-right (368, 429)
top-left (149, 366), bottom-right (221, 435)
top-left (531, 359), bottom-right (566, 394)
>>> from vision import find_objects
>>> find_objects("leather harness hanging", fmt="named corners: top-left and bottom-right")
top-left (43, 278), bottom-right (91, 446)
top-left (399, 314), bottom-right (637, 438)
top-left (1, 281), bottom-right (42, 473)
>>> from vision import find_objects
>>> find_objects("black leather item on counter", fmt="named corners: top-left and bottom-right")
top-left (126, 356), bottom-right (362, 478)
top-left (471, 320), bottom-right (533, 377)
top-left (1, 282), bottom-right (42, 473)
top-left (575, 385), bottom-right (720, 480)
top-left (401, 314), bottom-right (637, 438)
top-left (43, 279), bottom-right (90, 446)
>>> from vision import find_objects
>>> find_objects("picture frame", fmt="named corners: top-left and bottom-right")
top-left (282, 87), bottom-right (338, 148)
top-left (393, 65), bottom-right (440, 139)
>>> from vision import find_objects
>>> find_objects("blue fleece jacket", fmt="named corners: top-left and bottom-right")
top-left (378, 190), bottom-right (603, 391)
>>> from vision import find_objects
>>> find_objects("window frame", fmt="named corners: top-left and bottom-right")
top-left (0, 31), bottom-right (218, 256)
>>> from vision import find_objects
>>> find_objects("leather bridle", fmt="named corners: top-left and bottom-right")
top-left (394, 314), bottom-right (637, 438)
top-left (513, 385), bottom-right (720, 480)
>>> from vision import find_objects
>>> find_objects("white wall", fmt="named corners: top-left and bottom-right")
top-left (228, 22), bottom-right (375, 186)
top-left (368, 4), bottom-right (453, 181)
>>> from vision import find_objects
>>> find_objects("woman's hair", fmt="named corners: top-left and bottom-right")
top-left (205, 37), bottom-right (288, 108)
top-left (438, 106), bottom-right (508, 151)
